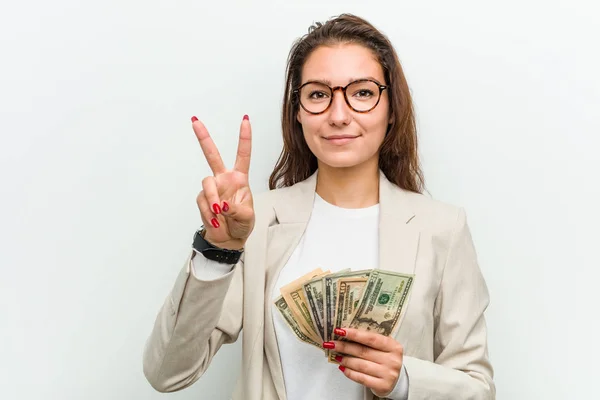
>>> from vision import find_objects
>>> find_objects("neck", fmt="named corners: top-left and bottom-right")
top-left (315, 158), bottom-right (380, 208)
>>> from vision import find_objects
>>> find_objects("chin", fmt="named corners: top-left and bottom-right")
top-left (315, 152), bottom-right (372, 169)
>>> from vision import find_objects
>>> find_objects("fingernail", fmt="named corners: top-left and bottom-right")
top-left (322, 342), bottom-right (335, 349)
top-left (334, 328), bottom-right (346, 337)
top-left (212, 203), bottom-right (221, 214)
top-left (222, 201), bottom-right (229, 212)
top-left (210, 218), bottom-right (220, 228)
top-left (338, 366), bottom-right (346, 372)
top-left (335, 355), bottom-right (343, 363)
top-left (191, 116), bottom-right (198, 122)
top-left (243, 114), bottom-right (249, 121)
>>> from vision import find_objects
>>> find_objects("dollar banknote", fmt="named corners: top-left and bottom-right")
top-left (348, 269), bottom-right (414, 336)
top-left (274, 296), bottom-right (320, 349)
top-left (328, 277), bottom-right (369, 363)
top-left (303, 276), bottom-right (326, 341)
top-left (280, 268), bottom-right (327, 344)
top-left (275, 268), bottom-right (415, 362)
top-left (323, 270), bottom-right (371, 344)
top-left (334, 278), bottom-right (369, 331)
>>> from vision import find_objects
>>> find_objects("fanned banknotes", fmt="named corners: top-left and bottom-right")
top-left (274, 268), bottom-right (414, 362)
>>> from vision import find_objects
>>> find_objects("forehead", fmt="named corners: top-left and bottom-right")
top-left (301, 43), bottom-right (385, 85)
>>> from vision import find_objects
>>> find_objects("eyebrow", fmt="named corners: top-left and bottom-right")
top-left (303, 76), bottom-right (382, 86)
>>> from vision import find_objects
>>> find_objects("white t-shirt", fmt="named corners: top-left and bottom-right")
top-left (192, 193), bottom-right (408, 399)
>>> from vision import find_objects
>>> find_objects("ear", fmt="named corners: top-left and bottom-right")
top-left (297, 110), bottom-right (302, 124)
top-left (388, 112), bottom-right (394, 124)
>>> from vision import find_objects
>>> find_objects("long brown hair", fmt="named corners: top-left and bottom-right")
top-left (268, 14), bottom-right (425, 194)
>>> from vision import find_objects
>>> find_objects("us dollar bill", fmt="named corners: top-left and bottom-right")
top-left (348, 270), bottom-right (414, 337)
top-left (274, 296), bottom-right (320, 349)
top-left (334, 278), bottom-right (369, 330)
top-left (323, 270), bottom-right (371, 344)
top-left (303, 276), bottom-right (326, 341)
top-left (283, 285), bottom-right (322, 343)
top-left (281, 268), bottom-right (326, 344)
top-left (328, 277), bottom-right (369, 363)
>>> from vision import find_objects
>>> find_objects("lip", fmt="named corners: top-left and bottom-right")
top-left (322, 135), bottom-right (359, 145)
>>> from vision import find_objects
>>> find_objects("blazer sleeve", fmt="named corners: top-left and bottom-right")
top-left (403, 208), bottom-right (496, 400)
top-left (142, 250), bottom-right (244, 392)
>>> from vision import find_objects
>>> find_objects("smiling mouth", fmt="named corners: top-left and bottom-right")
top-left (323, 135), bottom-right (359, 140)
top-left (322, 135), bottom-right (359, 145)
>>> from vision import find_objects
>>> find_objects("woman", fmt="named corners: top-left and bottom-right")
top-left (143, 14), bottom-right (495, 400)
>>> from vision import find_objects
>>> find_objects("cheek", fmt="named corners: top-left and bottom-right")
top-left (361, 115), bottom-right (389, 143)
top-left (300, 117), bottom-right (324, 141)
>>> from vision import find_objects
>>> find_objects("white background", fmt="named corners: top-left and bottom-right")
top-left (1, 0), bottom-right (598, 399)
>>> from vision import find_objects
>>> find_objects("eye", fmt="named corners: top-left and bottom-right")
top-left (354, 89), bottom-right (375, 98)
top-left (308, 90), bottom-right (330, 100)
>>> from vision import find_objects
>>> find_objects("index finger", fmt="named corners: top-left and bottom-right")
top-left (335, 328), bottom-right (397, 352)
top-left (191, 117), bottom-right (227, 175)
top-left (233, 115), bottom-right (252, 174)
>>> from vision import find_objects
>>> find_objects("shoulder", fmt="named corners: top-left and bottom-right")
top-left (252, 185), bottom-right (287, 210)
top-left (250, 184), bottom-right (297, 224)
top-left (251, 176), bottom-right (315, 219)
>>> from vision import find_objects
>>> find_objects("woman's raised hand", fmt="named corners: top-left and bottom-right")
top-left (192, 115), bottom-right (255, 250)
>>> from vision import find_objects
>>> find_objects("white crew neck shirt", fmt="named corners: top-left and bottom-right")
top-left (192, 193), bottom-right (408, 399)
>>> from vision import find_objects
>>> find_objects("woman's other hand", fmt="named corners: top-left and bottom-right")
top-left (192, 115), bottom-right (255, 250)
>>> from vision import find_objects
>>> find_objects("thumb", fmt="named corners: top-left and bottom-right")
top-left (221, 200), bottom-right (253, 223)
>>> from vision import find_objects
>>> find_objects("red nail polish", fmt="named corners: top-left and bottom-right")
top-left (322, 342), bottom-right (335, 349)
top-left (335, 355), bottom-right (343, 363)
top-left (338, 366), bottom-right (346, 372)
top-left (243, 114), bottom-right (249, 121)
top-left (210, 218), bottom-right (220, 228)
top-left (334, 328), bottom-right (346, 337)
top-left (191, 116), bottom-right (198, 122)
top-left (212, 203), bottom-right (221, 214)
top-left (222, 201), bottom-right (229, 212)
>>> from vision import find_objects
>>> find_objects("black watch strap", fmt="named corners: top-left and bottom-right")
top-left (192, 229), bottom-right (243, 264)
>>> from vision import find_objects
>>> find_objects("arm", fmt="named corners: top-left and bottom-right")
top-left (404, 208), bottom-right (495, 399)
top-left (142, 250), bottom-right (243, 392)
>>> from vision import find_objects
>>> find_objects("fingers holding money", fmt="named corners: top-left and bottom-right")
top-left (336, 327), bottom-right (402, 355)
top-left (329, 328), bottom-right (404, 397)
top-left (337, 358), bottom-right (393, 396)
top-left (337, 359), bottom-right (399, 398)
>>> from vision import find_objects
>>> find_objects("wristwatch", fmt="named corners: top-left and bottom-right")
top-left (192, 228), bottom-right (243, 264)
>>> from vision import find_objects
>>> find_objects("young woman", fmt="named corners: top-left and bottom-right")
top-left (143, 14), bottom-right (495, 400)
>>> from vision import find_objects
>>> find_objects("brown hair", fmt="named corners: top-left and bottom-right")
top-left (268, 13), bottom-right (425, 194)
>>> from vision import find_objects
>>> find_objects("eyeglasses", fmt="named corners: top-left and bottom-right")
top-left (293, 79), bottom-right (388, 115)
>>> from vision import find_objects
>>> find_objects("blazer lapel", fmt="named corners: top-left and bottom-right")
top-left (378, 170), bottom-right (419, 275)
top-left (377, 171), bottom-right (420, 333)
top-left (361, 172), bottom-right (420, 400)
top-left (263, 172), bottom-right (318, 400)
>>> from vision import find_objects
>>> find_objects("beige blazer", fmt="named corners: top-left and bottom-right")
top-left (143, 171), bottom-right (495, 399)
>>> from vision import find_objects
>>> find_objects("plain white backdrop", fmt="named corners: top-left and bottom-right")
top-left (1, 0), bottom-right (598, 399)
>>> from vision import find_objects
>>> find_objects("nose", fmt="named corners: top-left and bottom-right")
top-left (327, 88), bottom-right (352, 126)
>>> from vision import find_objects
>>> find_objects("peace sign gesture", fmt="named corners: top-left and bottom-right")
top-left (192, 115), bottom-right (255, 251)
